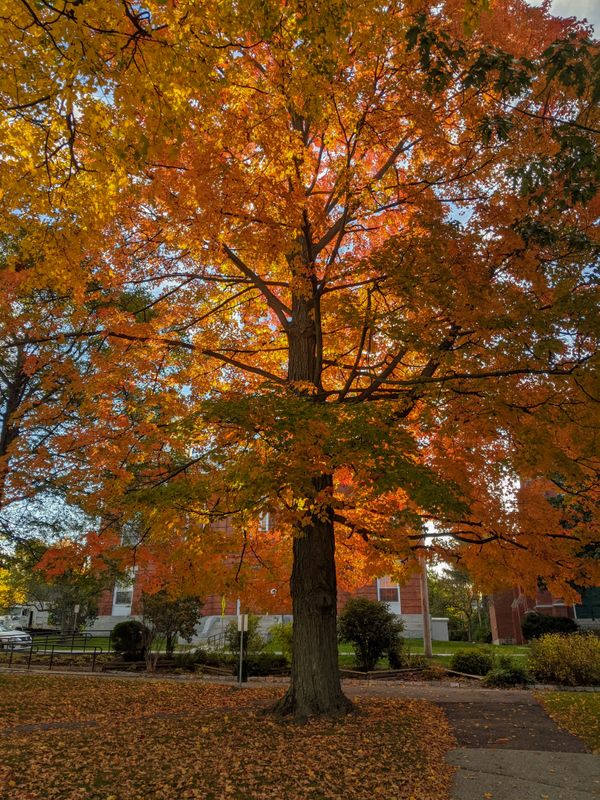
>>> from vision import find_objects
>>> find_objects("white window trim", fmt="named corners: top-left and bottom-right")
top-left (376, 578), bottom-right (402, 613)
top-left (258, 511), bottom-right (271, 532)
top-left (112, 569), bottom-right (136, 616)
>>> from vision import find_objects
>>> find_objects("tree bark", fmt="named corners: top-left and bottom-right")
top-left (272, 475), bottom-right (354, 719)
top-left (272, 280), bottom-right (353, 718)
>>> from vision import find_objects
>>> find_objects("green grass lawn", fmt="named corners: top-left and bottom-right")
top-left (537, 692), bottom-right (600, 753)
top-left (404, 639), bottom-right (530, 657)
top-left (336, 639), bottom-right (530, 670)
top-left (0, 673), bottom-right (456, 800)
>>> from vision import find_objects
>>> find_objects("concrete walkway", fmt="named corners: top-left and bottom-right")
top-left (345, 684), bottom-right (600, 800)
top-left (448, 750), bottom-right (599, 800)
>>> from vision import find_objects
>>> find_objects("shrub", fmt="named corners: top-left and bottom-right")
top-left (529, 633), bottom-right (600, 686)
top-left (522, 612), bottom-right (578, 641)
top-left (408, 654), bottom-right (430, 670)
top-left (245, 653), bottom-right (288, 676)
top-left (193, 649), bottom-right (235, 668)
top-left (173, 650), bottom-right (202, 670)
top-left (422, 665), bottom-right (447, 681)
top-left (387, 640), bottom-right (408, 669)
top-left (450, 648), bottom-right (494, 676)
top-left (111, 620), bottom-right (147, 661)
top-left (225, 614), bottom-right (265, 655)
top-left (269, 622), bottom-right (293, 663)
top-left (483, 655), bottom-right (533, 687)
top-left (338, 598), bottom-right (403, 672)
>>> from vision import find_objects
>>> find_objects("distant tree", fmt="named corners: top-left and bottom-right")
top-left (269, 622), bottom-right (294, 664)
top-left (141, 591), bottom-right (203, 661)
top-left (225, 614), bottom-right (265, 656)
top-left (2, 539), bottom-right (106, 632)
top-left (338, 598), bottom-right (403, 672)
top-left (428, 567), bottom-right (487, 642)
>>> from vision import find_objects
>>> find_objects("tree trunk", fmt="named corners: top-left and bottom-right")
top-left (166, 632), bottom-right (175, 656)
top-left (273, 477), bottom-right (354, 719)
top-left (273, 277), bottom-right (353, 718)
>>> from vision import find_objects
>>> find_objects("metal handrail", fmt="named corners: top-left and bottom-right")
top-left (29, 630), bottom-right (95, 654)
top-left (0, 640), bottom-right (103, 672)
top-left (205, 630), bottom-right (228, 650)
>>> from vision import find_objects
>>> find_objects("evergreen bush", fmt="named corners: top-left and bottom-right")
top-left (521, 612), bottom-right (578, 641)
top-left (338, 598), bottom-right (403, 672)
top-left (111, 620), bottom-right (147, 661)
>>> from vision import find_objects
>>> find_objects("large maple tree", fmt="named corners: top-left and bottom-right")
top-left (1, 0), bottom-right (599, 717)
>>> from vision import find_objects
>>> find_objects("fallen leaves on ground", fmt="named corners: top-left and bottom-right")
top-left (0, 674), bottom-right (456, 800)
top-left (537, 691), bottom-right (600, 753)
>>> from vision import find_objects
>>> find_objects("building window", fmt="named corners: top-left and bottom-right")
top-left (112, 570), bottom-right (135, 615)
top-left (377, 576), bottom-right (401, 610)
top-left (258, 512), bottom-right (271, 532)
top-left (114, 588), bottom-right (133, 607)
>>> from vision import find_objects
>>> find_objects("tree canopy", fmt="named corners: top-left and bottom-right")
top-left (0, 0), bottom-right (598, 716)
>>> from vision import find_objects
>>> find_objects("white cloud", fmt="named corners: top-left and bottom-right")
top-left (527, 0), bottom-right (599, 31)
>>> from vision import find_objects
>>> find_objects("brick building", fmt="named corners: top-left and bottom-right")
top-left (489, 586), bottom-right (600, 644)
top-left (92, 512), bottom-right (449, 640)
top-left (94, 569), bottom-right (449, 640)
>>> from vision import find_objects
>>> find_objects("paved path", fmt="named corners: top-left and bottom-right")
top-left (448, 750), bottom-right (600, 800)
top-left (438, 693), bottom-right (598, 800)
top-left (344, 683), bottom-right (599, 800)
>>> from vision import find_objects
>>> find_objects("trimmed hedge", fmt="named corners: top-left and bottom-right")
top-left (245, 653), bottom-right (288, 676)
top-left (184, 649), bottom-right (287, 676)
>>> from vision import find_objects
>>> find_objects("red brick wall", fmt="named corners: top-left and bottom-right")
top-left (399, 573), bottom-right (422, 614)
top-left (98, 588), bottom-right (113, 616)
top-left (489, 588), bottom-right (525, 644)
top-left (337, 582), bottom-right (378, 612)
top-left (202, 595), bottom-right (238, 616)
top-left (489, 587), bottom-right (575, 644)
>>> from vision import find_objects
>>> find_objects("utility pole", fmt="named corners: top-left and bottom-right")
top-left (419, 547), bottom-right (433, 658)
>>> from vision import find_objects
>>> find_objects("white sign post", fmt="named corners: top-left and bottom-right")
top-left (237, 614), bottom-right (248, 685)
top-left (73, 604), bottom-right (80, 632)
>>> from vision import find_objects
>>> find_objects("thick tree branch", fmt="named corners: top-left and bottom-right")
top-left (223, 245), bottom-right (291, 330)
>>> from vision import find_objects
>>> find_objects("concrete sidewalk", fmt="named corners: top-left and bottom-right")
top-left (439, 694), bottom-right (599, 799)
top-left (344, 683), bottom-right (600, 800)
top-left (448, 749), bottom-right (600, 800)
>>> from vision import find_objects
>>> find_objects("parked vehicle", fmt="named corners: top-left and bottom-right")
top-left (0, 622), bottom-right (33, 650)
top-left (7, 604), bottom-right (50, 630)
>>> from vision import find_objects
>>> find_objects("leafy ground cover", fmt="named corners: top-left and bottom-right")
top-left (537, 692), bottom-right (600, 753)
top-left (0, 674), bottom-right (456, 800)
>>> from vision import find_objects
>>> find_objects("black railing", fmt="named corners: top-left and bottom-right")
top-left (29, 630), bottom-right (95, 654)
top-left (205, 630), bottom-right (228, 650)
top-left (0, 640), bottom-right (103, 672)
